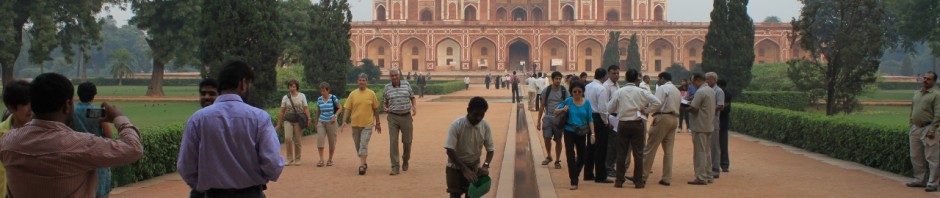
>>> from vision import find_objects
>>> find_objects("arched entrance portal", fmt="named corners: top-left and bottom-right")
top-left (508, 41), bottom-right (530, 72)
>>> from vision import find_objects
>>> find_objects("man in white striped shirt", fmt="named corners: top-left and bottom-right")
top-left (584, 67), bottom-right (614, 183)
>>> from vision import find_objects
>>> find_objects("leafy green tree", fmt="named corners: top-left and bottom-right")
top-left (786, 59), bottom-right (826, 106)
top-left (749, 63), bottom-right (796, 91)
top-left (601, 31), bottom-right (622, 69)
top-left (891, 0), bottom-right (939, 72)
top-left (625, 33), bottom-right (642, 72)
top-left (665, 63), bottom-right (692, 82)
top-left (0, 0), bottom-right (115, 85)
top-left (200, 0), bottom-right (282, 107)
top-left (129, 0), bottom-right (202, 96)
top-left (109, 49), bottom-right (134, 86)
top-left (348, 59), bottom-right (381, 83)
top-left (278, 0), bottom-right (312, 68)
top-left (763, 16), bottom-right (781, 23)
top-left (701, 0), bottom-right (755, 97)
top-left (303, 0), bottom-right (352, 97)
top-left (790, 0), bottom-right (889, 115)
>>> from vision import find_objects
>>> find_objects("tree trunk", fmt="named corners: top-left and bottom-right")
top-left (2, 24), bottom-right (24, 86)
top-left (146, 59), bottom-right (166, 96)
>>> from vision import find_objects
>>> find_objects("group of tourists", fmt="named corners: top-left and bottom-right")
top-left (533, 65), bottom-right (733, 190)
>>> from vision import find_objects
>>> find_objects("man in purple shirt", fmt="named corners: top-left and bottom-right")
top-left (178, 61), bottom-right (285, 197)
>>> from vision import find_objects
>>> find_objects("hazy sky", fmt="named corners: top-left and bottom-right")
top-left (105, 0), bottom-right (801, 26)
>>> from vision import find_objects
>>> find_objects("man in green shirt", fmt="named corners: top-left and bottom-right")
top-left (908, 71), bottom-right (940, 192)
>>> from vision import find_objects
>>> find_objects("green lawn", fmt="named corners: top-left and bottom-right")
top-left (805, 105), bottom-right (910, 128)
top-left (857, 89), bottom-right (914, 101)
top-left (107, 101), bottom-right (201, 128)
top-left (94, 86), bottom-right (199, 97)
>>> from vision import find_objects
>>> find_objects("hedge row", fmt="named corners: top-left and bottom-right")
top-left (737, 91), bottom-right (811, 111)
top-left (112, 124), bottom-right (185, 187)
top-left (878, 81), bottom-right (919, 90)
top-left (730, 103), bottom-right (912, 176)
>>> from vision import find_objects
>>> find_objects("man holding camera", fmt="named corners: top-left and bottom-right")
top-left (1, 73), bottom-right (143, 197)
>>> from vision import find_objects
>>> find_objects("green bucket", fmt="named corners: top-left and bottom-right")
top-left (468, 175), bottom-right (492, 198)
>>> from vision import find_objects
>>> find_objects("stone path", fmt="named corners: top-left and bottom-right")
top-left (110, 84), bottom-right (935, 197)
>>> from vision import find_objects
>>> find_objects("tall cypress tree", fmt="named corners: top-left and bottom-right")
top-left (303, 0), bottom-right (352, 97)
top-left (701, 0), bottom-right (754, 97)
top-left (601, 31), bottom-right (622, 69)
top-left (200, 0), bottom-right (282, 107)
top-left (626, 33), bottom-right (642, 72)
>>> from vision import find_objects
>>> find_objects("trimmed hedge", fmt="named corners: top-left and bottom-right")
top-left (737, 91), bottom-right (810, 111)
top-left (878, 81), bottom-right (919, 90)
top-left (730, 104), bottom-right (912, 176)
top-left (112, 124), bottom-right (185, 187)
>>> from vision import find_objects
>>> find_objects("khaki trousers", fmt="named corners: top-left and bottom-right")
top-left (642, 114), bottom-right (678, 182)
top-left (316, 121), bottom-right (338, 150)
top-left (910, 124), bottom-right (940, 187)
top-left (527, 92), bottom-right (537, 110)
top-left (352, 126), bottom-right (373, 156)
top-left (388, 113), bottom-right (414, 169)
top-left (283, 121), bottom-right (303, 163)
top-left (691, 131), bottom-right (713, 181)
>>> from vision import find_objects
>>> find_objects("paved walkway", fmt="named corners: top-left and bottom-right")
top-left (111, 84), bottom-right (935, 197)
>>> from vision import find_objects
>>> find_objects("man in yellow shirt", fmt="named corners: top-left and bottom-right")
top-left (342, 73), bottom-right (383, 175)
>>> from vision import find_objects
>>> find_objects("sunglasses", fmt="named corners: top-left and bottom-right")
top-left (572, 90), bottom-right (583, 93)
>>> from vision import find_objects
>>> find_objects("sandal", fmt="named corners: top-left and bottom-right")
top-left (317, 160), bottom-right (325, 167)
top-left (554, 161), bottom-right (562, 169)
top-left (358, 164), bottom-right (368, 175)
top-left (541, 157), bottom-right (552, 166)
top-left (326, 161), bottom-right (334, 166)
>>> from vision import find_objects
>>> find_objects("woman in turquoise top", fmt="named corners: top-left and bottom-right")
top-left (70, 82), bottom-right (113, 198)
top-left (553, 79), bottom-right (594, 190)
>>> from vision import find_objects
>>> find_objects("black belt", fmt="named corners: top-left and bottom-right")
top-left (653, 112), bottom-right (677, 116)
top-left (388, 111), bottom-right (411, 116)
top-left (207, 185), bottom-right (265, 194)
top-left (619, 120), bottom-right (643, 123)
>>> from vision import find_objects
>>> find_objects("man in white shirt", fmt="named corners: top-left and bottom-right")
top-left (607, 69), bottom-right (661, 189)
top-left (584, 68), bottom-right (613, 183)
top-left (464, 76), bottom-right (471, 90)
top-left (706, 72), bottom-right (725, 180)
top-left (536, 73), bottom-right (548, 111)
top-left (603, 65), bottom-right (621, 177)
top-left (640, 75), bottom-right (652, 93)
top-left (641, 72), bottom-right (681, 186)
top-left (527, 74), bottom-right (538, 111)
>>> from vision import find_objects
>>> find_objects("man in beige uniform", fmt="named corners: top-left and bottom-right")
top-left (685, 73), bottom-right (715, 185)
top-left (908, 71), bottom-right (940, 192)
top-left (642, 72), bottom-right (681, 186)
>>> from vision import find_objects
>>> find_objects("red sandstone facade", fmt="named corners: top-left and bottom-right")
top-left (350, 0), bottom-right (801, 74)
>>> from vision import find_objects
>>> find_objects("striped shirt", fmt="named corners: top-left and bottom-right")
top-left (383, 81), bottom-right (415, 115)
top-left (317, 94), bottom-right (340, 122)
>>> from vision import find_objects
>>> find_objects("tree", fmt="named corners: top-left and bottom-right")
top-left (665, 63), bottom-right (692, 82)
top-left (901, 55), bottom-right (914, 76)
top-left (892, 0), bottom-right (939, 72)
top-left (601, 31), bottom-right (622, 69)
top-left (0, 0), bottom-right (114, 85)
top-left (625, 33), bottom-right (642, 72)
top-left (109, 49), bottom-right (134, 86)
top-left (790, 0), bottom-right (889, 115)
top-left (129, 0), bottom-right (202, 96)
top-left (786, 59), bottom-right (826, 106)
top-left (348, 59), bottom-right (382, 83)
top-left (200, 0), bottom-right (282, 107)
top-left (303, 0), bottom-right (352, 97)
top-left (763, 16), bottom-right (781, 23)
top-left (278, 0), bottom-right (312, 68)
top-left (701, 0), bottom-right (755, 98)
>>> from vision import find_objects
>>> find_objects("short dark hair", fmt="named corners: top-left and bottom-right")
top-left (217, 61), bottom-right (255, 91)
top-left (626, 69), bottom-right (640, 82)
top-left (513, 71), bottom-right (517, 75)
top-left (286, 79), bottom-right (300, 89)
top-left (3, 80), bottom-right (30, 108)
top-left (199, 78), bottom-right (219, 90)
top-left (468, 96), bottom-right (488, 111)
top-left (692, 73), bottom-right (705, 81)
top-left (551, 71), bottom-right (563, 79)
top-left (30, 73), bottom-right (74, 114)
top-left (569, 80), bottom-right (586, 94)
top-left (658, 72), bottom-right (672, 82)
top-left (927, 71), bottom-right (938, 81)
top-left (607, 65), bottom-right (620, 72)
top-left (593, 68), bottom-right (607, 79)
top-left (579, 72), bottom-right (588, 79)
top-left (717, 79), bottom-right (727, 87)
top-left (77, 82), bottom-right (97, 103)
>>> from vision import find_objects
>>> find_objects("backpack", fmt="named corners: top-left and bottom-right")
top-left (323, 95), bottom-right (339, 114)
top-left (543, 85), bottom-right (568, 105)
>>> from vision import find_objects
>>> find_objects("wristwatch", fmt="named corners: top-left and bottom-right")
top-left (483, 162), bottom-right (491, 168)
